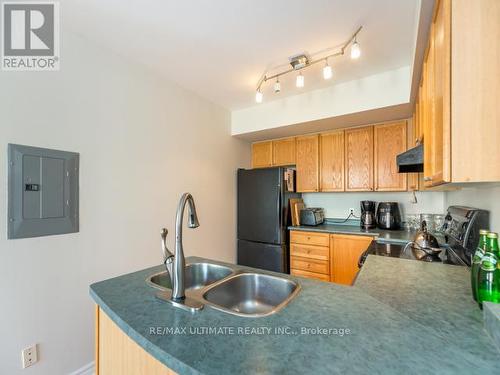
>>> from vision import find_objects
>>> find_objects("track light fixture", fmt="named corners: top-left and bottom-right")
top-left (254, 26), bottom-right (362, 103)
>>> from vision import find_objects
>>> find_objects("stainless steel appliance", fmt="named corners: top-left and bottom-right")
top-left (441, 206), bottom-right (489, 265)
top-left (237, 168), bottom-right (300, 273)
top-left (396, 143), bottom-right (423, 173)
top-left (358, 205), bottom-right (490, 267)
top-left (376, 202), bottom-right (401, 230)
top-left (360, 200), bottom-right (376, 229)
top-left (299, 208), bottom-right (324, 226)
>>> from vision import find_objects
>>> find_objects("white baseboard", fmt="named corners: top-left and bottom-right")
top-left (69, 361), bottom-right (95, 375)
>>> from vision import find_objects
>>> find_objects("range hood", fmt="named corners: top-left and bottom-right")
top-left (396, 143), bottom-right (423, 173)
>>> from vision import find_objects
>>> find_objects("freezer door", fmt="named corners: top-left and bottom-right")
top-left (237, 239), bottom-right (288, 273)
top-left (237, 168), bottom-right (282, 244)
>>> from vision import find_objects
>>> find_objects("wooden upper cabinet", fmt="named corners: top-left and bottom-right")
top-left (330, 234), bottom-right (373, 286)
top-left (374, 121), bottom-right (408, 191)
top-left (345, 126), bottom-right (374, 191)
top-left (319, 131), bottom-right (345, 192)
top-left (424, 0), bottom-right (451, 187)
top-left (251, 141), bottom-right (272, 168)
top-left (272, 138), bottom-right (296, 166)
top-left (296, 135), bottom-right (319, 192)
top-left (450, 0), bottom-right (500, 183)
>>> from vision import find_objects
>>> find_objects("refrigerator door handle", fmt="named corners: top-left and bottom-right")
top-left (277, 183), bottom-right (282, 243)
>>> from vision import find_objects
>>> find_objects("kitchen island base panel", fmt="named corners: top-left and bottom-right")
top-left (96, 306), bottom-right (176, 375)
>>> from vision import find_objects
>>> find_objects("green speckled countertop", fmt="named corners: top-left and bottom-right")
top-left (288, 223), bottom-right (417, 244)
top-left (90, 256), bottom-right (498, 374)
top-left (483, 302), bottom-right (500, 352)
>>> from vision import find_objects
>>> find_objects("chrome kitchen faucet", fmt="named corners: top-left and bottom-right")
top-left (160, 193), bottom-right (202, 311)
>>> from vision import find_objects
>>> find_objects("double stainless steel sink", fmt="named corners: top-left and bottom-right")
top-left (147, 262), bottom-right (301, 317)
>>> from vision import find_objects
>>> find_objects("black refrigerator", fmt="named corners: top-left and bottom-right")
top-left (237, 167), bottom-right (300, 273)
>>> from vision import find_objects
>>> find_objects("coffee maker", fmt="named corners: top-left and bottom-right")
top-left (360, 201), bottom-right (377, 229)
top-left (377, 202), bottom-right (402, 230)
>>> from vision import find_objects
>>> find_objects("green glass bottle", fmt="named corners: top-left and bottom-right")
top-left (471, 229), bottom-right (489, 301)
top-left (478, 232), bottom-right (500, 307)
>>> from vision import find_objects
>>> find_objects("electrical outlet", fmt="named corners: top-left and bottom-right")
top-left (21, 344), bottom-right (38, 369)
top-left (349, 208), bottom-right (355, 215)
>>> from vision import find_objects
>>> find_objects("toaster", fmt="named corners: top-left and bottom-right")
top-left (300, 208), bottom-right (325, 226)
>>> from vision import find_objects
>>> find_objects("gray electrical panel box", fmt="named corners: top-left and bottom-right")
top-left (8, 144), bottom-right (79, 239)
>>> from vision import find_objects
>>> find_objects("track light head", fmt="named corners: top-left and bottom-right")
top-left (296, 73), bottom-right (304, 88)
top-left (255, 89), bottom-right (263, 103)
top-left (274, 78), bottom-right (281, 93)
top-left (323, 61), bottom-right (333, 80)
top-left (351, 38), bottom-right (361, 59)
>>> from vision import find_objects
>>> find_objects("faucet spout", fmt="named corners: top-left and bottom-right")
top-left (172, 193), bottom-right (200, 301)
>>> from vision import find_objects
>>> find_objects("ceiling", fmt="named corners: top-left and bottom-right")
top-left (64, 0), bottom-right (422, 111)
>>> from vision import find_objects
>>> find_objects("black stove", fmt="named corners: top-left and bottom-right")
top-left (358, 206), bottom-right (489, 268)
top-left (358, 241), bottom-right (469, 268)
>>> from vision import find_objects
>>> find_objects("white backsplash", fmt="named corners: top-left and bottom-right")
top-left (445, 184), bottom-right (500, 232)
top-left (302, 191), bottom-right (446, 220)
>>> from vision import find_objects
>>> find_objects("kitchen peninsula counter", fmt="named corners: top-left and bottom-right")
top-left (90, 256), bottom-right (498, 374)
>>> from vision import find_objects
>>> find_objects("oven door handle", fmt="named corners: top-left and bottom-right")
top-left (358, 248), bottom-right (370, 268)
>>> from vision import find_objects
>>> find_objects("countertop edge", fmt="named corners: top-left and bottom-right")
top-left (288, 225), bottom-right (413, 244)
top-left (484, 302), bottom-right (500, 353)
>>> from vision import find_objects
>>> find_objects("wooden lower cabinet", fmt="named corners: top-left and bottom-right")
top-left (96, 306), bottom-right (176, 375)
top-left (290, 231), bottom-right (330, 281)
top-left (330, 234), bottom-right (374, 285)
top-left (290, 230), bottom-right (373, 285)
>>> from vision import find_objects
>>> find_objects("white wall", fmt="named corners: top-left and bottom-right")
top-left (445, 185), bottom-right (500, 232)
top-left (303, 191), bottom-right (446, 220)
top-left (0, 32), bottom-right (250, 374)
top-left (231, 66), bottom-right (412, 136)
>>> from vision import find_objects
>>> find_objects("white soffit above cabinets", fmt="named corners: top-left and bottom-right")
top-left (64, 0), bottom-right (431, 115)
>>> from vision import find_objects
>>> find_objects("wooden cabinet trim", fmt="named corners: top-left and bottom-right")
top-left (95, 305), bottom-right (100, 375)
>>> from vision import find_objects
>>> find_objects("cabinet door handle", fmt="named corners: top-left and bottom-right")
top-left (423, 176), bottom-right (432, 182)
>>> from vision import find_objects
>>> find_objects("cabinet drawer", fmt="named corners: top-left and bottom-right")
top-left (291, 269), bottom-right (330, 282)
top-left (290, 231), bottom-right (329, 246)
top-left (290, 256), bottom-right (329, 274)
top-left (290, 244), bottom-right (329, 261)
